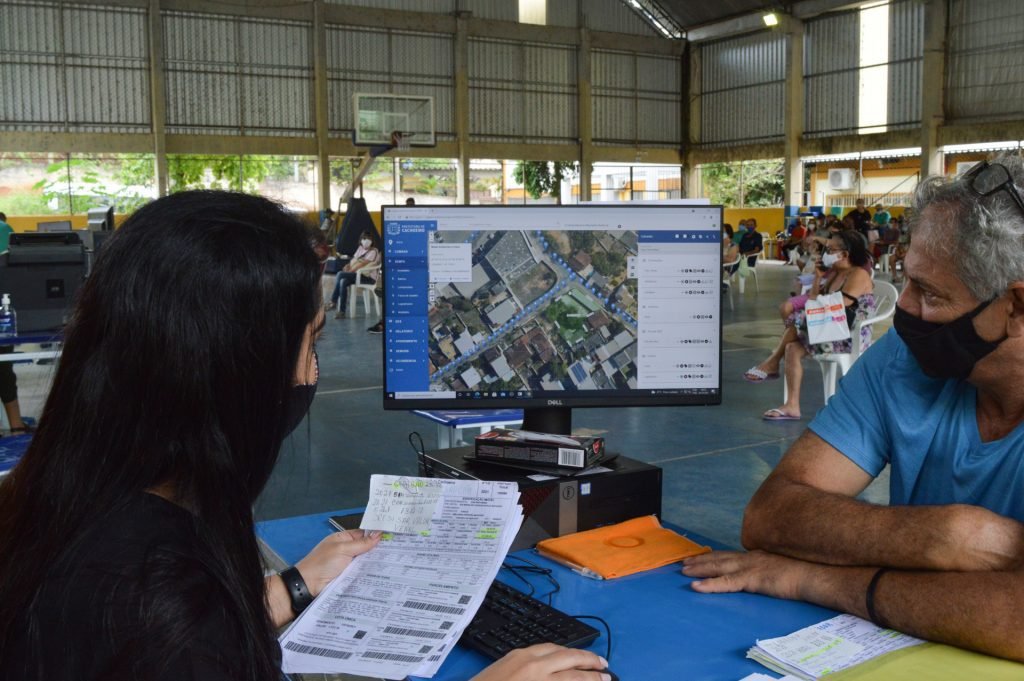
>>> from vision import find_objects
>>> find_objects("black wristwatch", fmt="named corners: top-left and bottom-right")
top-left (279, 566), bottom-right (313, 616)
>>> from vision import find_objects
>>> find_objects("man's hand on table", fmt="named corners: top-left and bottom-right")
top-left (682, 550), bottom-right (813, 601)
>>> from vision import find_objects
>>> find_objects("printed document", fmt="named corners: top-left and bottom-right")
top-left (279, 477), bottom-right (522, 679)
top-left (748, 614), bottom-right (924, 680)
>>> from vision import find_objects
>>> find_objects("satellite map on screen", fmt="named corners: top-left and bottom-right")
top-left (426, 228), bottom-right (640, 394)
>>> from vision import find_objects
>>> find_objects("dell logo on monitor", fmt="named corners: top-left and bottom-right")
top-left (547, 400), bottom-right (563, 406)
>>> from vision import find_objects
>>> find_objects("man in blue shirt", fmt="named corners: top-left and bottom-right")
top-left (738, 218), bottom-right (763, 266)
top-left (0, 212), bottom-right (13, 253)
top-left (683, 157), bottom-right (1024, 662)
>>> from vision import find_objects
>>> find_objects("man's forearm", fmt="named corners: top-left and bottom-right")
top-left (743, 477), bottom-right (1024, 571)
top-left (800, 564), bottom-right (1024, 662)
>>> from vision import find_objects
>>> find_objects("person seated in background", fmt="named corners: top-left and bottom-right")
top-left (731, 219), bottom-right (746, 245)
top-left (722, 223), bottom-right (740, 266)
top-left (0, 358), bottom-right (32, 436)
top-left (738, 218), bottom-right (763, 266)
top-left (778, 234), bottom-right (821, 321)
top-left (872, 203), bottom-right (891, 230)
top-left (780, 218), bottom-right (807, 263)
top-left (0, 190), bottom-right (611, 681)
top-left (873, 215), bottom-right (901, 262)
top-left (326, 229), bottom-right (380, 319)
top-left (0, 212), bottom-right (13, 253)
top-left (845, 198), bottom-right (873, 240)
top-left (890, 215), bottom-right (911, 283)
top-left (743, 230), bottom-right (875, 420)
top-left (682, 157), bottom-right (1024, 663)
top-left (805, 216), bottom-right (824, 240)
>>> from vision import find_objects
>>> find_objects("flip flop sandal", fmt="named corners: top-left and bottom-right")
top-left (763, 408), bottom-right (800, 421)
top-left (744, 367), bottom-right (780, 383)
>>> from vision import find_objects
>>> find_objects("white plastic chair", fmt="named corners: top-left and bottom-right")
top-left (784, 280), bottom-right (899, 403)
top-left (722, 255), bottom-right (740, 311)
top-left (727, 250), bottom-right (762, 294)
top-left (348, 263), bottom-right (382, 317)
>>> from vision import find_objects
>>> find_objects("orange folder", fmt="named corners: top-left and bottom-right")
top-left (536, 515), bottom-right (711, 580)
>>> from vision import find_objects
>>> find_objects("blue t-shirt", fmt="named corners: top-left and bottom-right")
top-left (809, 328), bottom-right (1024, 522)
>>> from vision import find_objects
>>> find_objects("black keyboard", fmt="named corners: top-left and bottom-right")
top-left (459, 580), bottom-right (601, 660)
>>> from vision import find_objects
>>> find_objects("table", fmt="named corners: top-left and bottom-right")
top-left (257, 510), bottom-right (838, 681)
top-left (412, 409), bottom-right (523, 448)
top-left (0, 331), bottom-right (63, 363)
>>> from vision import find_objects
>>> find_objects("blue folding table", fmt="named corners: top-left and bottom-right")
top-left (257, 509), bottom-right (838, 681)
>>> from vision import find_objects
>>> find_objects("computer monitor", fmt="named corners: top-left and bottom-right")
top-left (381, 204), bottom-right (723, 434)
top-left (36, 220), bottom-right (72, 233)
top-left (86, 205), bottom-right (115, 231)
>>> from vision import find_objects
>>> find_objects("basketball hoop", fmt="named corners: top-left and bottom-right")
top-left (391, 131), bottom-right (411, 153)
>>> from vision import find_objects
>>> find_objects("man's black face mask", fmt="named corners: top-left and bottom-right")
top-left (893, 299), bottom-right (1005, 381)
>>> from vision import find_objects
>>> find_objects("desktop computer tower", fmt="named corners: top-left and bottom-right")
top-left (419, 446), bottom-right (662, 551)
top-left (0, 233), bottom-right (86, 332)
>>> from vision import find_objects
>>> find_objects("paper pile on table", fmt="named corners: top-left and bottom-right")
top-left (279, 475), bottom-right (523, 679)
top-left (748, 614), bottom-right (923, 680)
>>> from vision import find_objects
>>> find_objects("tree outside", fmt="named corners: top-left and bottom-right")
top-left (512, 161), bottom-right (578, 204)
top-left (700, 159), bottom-right (784, 207)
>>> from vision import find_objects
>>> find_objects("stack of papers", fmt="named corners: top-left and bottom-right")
top-left (748, 614), bottom-right (924, 680)
top-left (279, 475), bottom-right (522, 679)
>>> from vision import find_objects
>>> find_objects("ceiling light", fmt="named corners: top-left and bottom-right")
top-left (763, 12), bottom-right (779, 27)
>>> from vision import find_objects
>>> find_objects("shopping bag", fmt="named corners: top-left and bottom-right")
top-left (805, 291), bottom-right (851, 344)
top-left (738, 257), bottom-right (751, 279)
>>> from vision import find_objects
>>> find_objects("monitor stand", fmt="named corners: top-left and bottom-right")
top-left (521, 406), bottom-right (571, 436)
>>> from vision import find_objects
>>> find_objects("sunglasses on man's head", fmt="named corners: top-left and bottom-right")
top-left (962, 161), bottom-right (1024, 217)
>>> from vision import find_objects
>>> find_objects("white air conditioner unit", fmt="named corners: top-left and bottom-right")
top-left (828, 168), bottom-right (855, 190)
top-left (956, 161), bottom-right (980, 176)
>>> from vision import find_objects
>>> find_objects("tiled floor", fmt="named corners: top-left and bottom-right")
top-left (9, 260), bottom-right (890, 549)
top-left (255, 260), bottom-right (893, 548)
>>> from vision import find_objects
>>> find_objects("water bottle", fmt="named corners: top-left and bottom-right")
top-left (0, 294), bottom-right (17, 338)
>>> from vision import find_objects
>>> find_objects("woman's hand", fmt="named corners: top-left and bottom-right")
top-left (266, 530), bottom-right (381, 628)
top-left (296, 530), bottom-right (382, 597)
top-left (471, 644), bottom-right (611, 681)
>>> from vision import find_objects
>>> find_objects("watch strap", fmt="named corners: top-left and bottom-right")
top-left (279, 566), bottom-right (313, 616)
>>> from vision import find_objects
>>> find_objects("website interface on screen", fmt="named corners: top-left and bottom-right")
top-left (382, 206), bottom-right (721, 404)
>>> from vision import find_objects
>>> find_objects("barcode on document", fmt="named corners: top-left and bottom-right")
top-left (402, 600), bottom-right (466, 615)
top-left (283, 641), bottom-right (353, 660)
top-left (383, 626), bottom-right (446, 640)
top-left (362, 651), bottom-right (424, 663)
top-left (558, 447), bottom-right (584, 467)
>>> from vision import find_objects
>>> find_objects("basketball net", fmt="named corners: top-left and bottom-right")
top-left (391, 131), bottom-right (411, 153)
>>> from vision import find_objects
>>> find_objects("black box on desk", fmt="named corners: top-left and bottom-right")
top-left (418, 445), bottom-right (662, 551)
top-left (474, 428), bottom-right (605, 470)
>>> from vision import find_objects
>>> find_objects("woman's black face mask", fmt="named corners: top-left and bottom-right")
top-left (284, 349), bottom-right (319, 436)
top-left (893, 299), bottom-right (1006, 381)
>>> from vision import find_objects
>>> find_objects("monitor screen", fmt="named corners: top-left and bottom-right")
top-left (36, 220), bottom-right (72, 233)
top-left (381, 204), bottom-right (723, 433)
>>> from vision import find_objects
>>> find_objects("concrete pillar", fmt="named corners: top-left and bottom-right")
top-left (684, 41), bottom-right (702, 198)
top-left (147, 0), bottom-right (168, 195)
top-left (455, 14), bottom-right (470, 204)
top-left (783, 16), bottom-right (805, 216)
top-left (313, 0), bottom-right (332, 211)
top-left (921, 0), bottom-right (947, 178)
top-left (577, 27), bottom-right (593, 202)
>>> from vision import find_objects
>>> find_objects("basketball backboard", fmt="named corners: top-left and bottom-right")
top-left (353, 93), bottom-right (435, 148)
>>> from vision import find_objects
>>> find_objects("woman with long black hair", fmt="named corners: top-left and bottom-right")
top-left (0, 191), bottom-right (609, 681)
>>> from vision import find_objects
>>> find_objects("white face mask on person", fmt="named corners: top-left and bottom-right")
top-left (821, 251), bottom-right (842, 268)
top-left (361, 239), bottom-right (372, 248)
